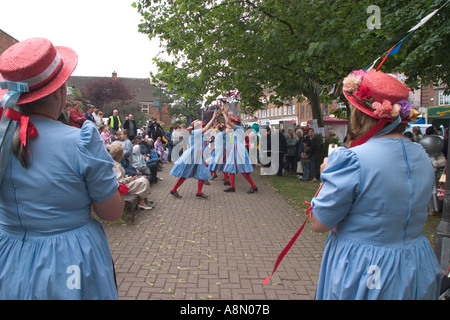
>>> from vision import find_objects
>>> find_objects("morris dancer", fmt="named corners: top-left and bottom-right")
top-left (170, 112), bottom-right (217, 198)
top-left (221, 106), bottom-right (258, 193)
top-left (206, 123), bottom-right (230, 185)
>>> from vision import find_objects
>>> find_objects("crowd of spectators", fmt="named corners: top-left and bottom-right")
top-left (57, 103), bottom-right (174, 210)
top-left (257, 125), bottom-right (320, 181)
top-left (266, 123), bottom-right (448, 184)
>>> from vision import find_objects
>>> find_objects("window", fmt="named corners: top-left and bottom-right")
top-left (142, 104), bottom-right (149, 113)
top-left (288, 106), bottom-right (292, 115)
top-left (271, 108), bottom-right (274, 117)
top-left (262, 110), bottom-right (266, 118)
top-left (439, 90), bottom-right (450, 106)
top-left (284, 106), bottom-right (287, 115)
top-left (274, 108), bottom-right (277, 116)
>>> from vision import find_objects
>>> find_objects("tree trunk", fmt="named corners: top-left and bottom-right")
top-left (305, 88), bottom-right (323, 128)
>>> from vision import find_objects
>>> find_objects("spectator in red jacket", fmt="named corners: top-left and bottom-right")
top-left (69, 101), bottom-right (86, 128)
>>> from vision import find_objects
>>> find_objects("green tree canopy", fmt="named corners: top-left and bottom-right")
top-left (134, 0), bottom-right (449, 126)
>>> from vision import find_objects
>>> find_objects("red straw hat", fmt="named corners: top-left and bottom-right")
top-left (190, 119), bottom-right (207, 128)
top-left (230, 117), bottom-right (241, 125)
top-left (342, 69), bottom-right (420, 123)
top-left (0, 37), bottom-right (78, 105)
top-left (342, 69), bottom-right (421, 147)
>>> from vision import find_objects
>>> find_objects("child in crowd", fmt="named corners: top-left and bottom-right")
top-left (300, 141), bottom-right (311, 181)
top-left (99, 125), bottom-right (111, 150)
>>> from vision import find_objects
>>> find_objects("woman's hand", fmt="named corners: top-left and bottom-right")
top-left (437, 188), bottom-right (445, 201)
top-left (320, 157), bottom-right (328, 173)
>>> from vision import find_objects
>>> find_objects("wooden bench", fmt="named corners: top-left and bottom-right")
top-left (124, 194), bottom-right (139, 224)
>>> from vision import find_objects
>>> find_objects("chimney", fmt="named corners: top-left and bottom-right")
top-left (112, 71), bottom-right (117, 85)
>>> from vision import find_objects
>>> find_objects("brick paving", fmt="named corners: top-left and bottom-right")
top-left (102, 163), bottom-right (326, 300)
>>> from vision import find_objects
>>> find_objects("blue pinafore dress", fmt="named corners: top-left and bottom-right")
top-left (312, 138), bottom-right (442, 299)
top-left (223, 125), bottom-right (253, 174)
top-left (0, 119), bottom-right (119, 299)
top-left (170, 128), bottom-right (212, 180)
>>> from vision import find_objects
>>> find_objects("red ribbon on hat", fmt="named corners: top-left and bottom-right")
top-left (349, 118), bottom-right (388, 148)
top-left (4, 109), bottom-right (38, 147)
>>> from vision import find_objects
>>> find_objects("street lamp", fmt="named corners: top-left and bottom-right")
top-left (151, 81), bottom-right (167, 122)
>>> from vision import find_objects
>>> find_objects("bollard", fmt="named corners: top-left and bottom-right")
top-left (434, 135), bottom-right (450, 272)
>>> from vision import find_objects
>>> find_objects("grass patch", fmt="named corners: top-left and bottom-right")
top-left (262, 173), bottom-right (320, 213)
top-left (262, 173), bottom-right (441, 249)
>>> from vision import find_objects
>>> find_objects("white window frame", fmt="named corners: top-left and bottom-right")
top-left (439, 90), bottom-right (450, 106)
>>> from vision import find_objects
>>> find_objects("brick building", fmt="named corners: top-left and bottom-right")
top-left (242, 97), bottom-right (339, 129)
top-left (67, 72), bottom-right (172, 125)
top-left (421, 83), bottom-right (450, 110)
top-left (0, 29), bottom-right (19, 55)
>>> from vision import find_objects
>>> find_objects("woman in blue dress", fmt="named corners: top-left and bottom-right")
top-left (221, 106), bottom-right (258, 194)
top-left (170, 112), bottom-right (217, 198)
top-left (206, 124), bottom-right (230, 185)
top-left (310, 69), bottom-right (442, 299)
top-left (0, 38), bottom-right (124, 299)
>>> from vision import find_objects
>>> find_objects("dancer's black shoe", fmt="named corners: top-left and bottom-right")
top-left (196, 193), bottom-right (208, 199)
top-left (247, 187), bottom-right (258, 194)
top-left (170, 190), bottom-right (182, 198)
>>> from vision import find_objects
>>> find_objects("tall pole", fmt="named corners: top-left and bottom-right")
top-left (159, 83), bottom-right (162, 122)
top-left (435, 124), bottom-right (450, 272)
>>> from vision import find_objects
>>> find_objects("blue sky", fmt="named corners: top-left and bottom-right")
top-left (1, 0), bottom-right (161, 78)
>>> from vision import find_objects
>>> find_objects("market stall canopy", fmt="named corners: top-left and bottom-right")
top-left (428, 106), bottom-right (450, 119)
top-left (428, 106), bottom-right (450, 129)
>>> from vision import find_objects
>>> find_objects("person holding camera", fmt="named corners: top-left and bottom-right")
top-left (310, 69), bottom-right (441, 299)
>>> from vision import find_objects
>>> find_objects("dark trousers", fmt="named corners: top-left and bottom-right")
top-left (285, 155), bottom-right (297, 173)
top-left (276, 153), bottom-right (285, 176)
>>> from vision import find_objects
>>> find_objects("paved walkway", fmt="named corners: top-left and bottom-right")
top-left (102, 163), bottom-right (326, 300)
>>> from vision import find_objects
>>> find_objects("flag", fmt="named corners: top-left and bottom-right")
top-left (408, 9), bottom-right (439, 32)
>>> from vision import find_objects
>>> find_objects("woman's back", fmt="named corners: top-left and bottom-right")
top-left (338, 137), bottom-right (435, 246)
top-left (0, 118), bottom-right (117, 235)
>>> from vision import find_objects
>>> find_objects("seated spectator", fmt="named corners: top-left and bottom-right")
top-left (132, 144), bottom-right (160, 183)
top-left (109, 141), bottom-right (152, 210)
top-left (120, 156), bottom-right (139, 177)
top-left (121, 129), bottom-right (134, 165)
top-left (137, 135), bottom-right (152, 157)
top-left (154, 136), bottom-right (169, 163)
top-left (110, 130), bottom-right (123, 143)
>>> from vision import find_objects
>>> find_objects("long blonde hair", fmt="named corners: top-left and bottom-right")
top-left (350, 106), bottom-right (408, 137)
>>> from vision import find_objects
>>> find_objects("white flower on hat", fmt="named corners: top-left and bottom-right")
top-left (343, 74), bottom-right (363, 93)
